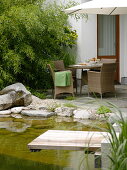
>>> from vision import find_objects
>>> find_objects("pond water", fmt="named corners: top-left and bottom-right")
top-left (0, 116), bottom-right (105, 170)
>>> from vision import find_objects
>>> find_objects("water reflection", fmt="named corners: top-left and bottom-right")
top-left (69, 151), bottom-right (99, 170)
top-left (0, 117), bottom-right (102, 170)
top-left (0, 154), bottom-right (68, 170)
top-left (0, 119), bottom-right (32, 132)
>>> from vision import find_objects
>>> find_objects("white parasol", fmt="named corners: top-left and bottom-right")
top-left (65, 0), bottom-right (127, 15)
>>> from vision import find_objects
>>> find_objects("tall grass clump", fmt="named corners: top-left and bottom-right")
top-left (97, 101), bottom-right (127, 170)
top-left (107, 108), bottom-right (127, 170)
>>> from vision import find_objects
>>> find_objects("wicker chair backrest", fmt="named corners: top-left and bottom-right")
top-left (101, 58), bottom-right (116, 63)
top-left (101, 63), bottom-right (116, 73)
top-left (101, 63), bottom-right (116, 84)
top-left (53, 60), bottom-right (65, 71)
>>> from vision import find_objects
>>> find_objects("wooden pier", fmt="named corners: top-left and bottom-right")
top-left (28, 130), bottom-right (109, 152)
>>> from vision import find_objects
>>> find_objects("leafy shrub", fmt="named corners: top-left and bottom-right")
top-left (32, 91), bottom-right (46, 99)
top-left (0, 0), bottom-right (77, 90)
top-left (96, 105), bottom-right (112, 114)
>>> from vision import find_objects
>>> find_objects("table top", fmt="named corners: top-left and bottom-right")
top-left (69, 63), bottom-right (102, 69)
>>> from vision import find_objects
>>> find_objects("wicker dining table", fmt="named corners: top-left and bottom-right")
top-left (68, 63), bottom-right (102, 70)
top-left (68, 63), bottom-right (102, 94)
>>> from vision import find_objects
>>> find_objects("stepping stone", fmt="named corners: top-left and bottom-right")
top-left (21, 110), bottom-right (55, 117)
top-left (11, 107), bottom-right (24, 113)
top-left (0, 110), bottom-right (11, 115)
top-left (0, 115), bottom-right (10, 118)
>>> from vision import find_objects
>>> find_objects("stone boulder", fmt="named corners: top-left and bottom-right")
top-left (0, 92), bottom-right (16, 110)
top-left (55, 107), bottom-right (75, 117)
top-left (0, 83), bottom-right (32, 110)
top-left (73, 109), bottom-right (91, 119)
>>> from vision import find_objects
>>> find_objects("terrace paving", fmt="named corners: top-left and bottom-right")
top-left (55, 84), bottom-right (127, 113)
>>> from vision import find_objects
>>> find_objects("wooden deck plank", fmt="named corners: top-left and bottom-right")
top-left (28, 130), bottom-right (109, 151)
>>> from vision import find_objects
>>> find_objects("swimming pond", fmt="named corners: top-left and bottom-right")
top-left (0, 116), bottom-right (104, 170)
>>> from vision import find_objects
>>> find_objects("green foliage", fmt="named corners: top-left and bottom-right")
top-left (26, 86), bottom-right (46, 99)
top-left (32, 91), bottom-right (46, 99)
top-left (96, 105), bottom-right (112, 114)
top-left (0, 0), bottom-right (77, 89)
top-left (64, 103), bottom-right (77, 108)
top-left (65, 96), bottom-right (76, 100)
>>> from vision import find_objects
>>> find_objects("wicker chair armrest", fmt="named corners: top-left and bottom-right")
top-left (88, 71), bottom-right (101, 76)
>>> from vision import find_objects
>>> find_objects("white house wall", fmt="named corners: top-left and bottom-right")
top-left (69, 0), bottom-right (97, 78)
top-left (68, 0), bottom-right (97, 63)
top-left (48, 0), bottom-right (97, 63)
top-left (80, 14), bottom-right (97, 62)
top-left (120, 15), bottom-right (127, 81)
top-left (79, 0), bottom-right (97, 63)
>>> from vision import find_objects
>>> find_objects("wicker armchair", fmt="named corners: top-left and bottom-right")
top-left (47, 64), bottom-right (74, 99)
top-left (53, 60), bottom-right (77, 93)
top-left (88, 63), bottom-right (116, 98)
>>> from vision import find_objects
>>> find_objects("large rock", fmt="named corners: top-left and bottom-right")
top-left (73, 109), bottom-right (91, 119)
top-left (55, 107), bottom-right (74, 117)
top-left (0, 83), bottom-right (32, 110)
top-left (0, 92), bottom-right (15, 110)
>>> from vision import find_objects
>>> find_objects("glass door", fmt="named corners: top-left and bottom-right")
top-left (97, 15), bottom-right (119, 81)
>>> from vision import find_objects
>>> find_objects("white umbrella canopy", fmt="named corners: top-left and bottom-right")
top-left (65, 0), bottom-right (127, 15)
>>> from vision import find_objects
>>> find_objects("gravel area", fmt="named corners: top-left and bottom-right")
top-left (26, 95), bottom-right (61, 110)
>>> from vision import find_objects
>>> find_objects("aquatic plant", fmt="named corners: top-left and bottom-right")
top-left (96, 105), bottom-right (112, 114)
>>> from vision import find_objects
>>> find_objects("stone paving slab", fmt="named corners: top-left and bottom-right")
top-left (57, 85), bottom-right (127, 113)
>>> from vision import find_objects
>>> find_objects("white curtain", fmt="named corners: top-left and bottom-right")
top-left (98, 15), bottom-right (116, 56)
